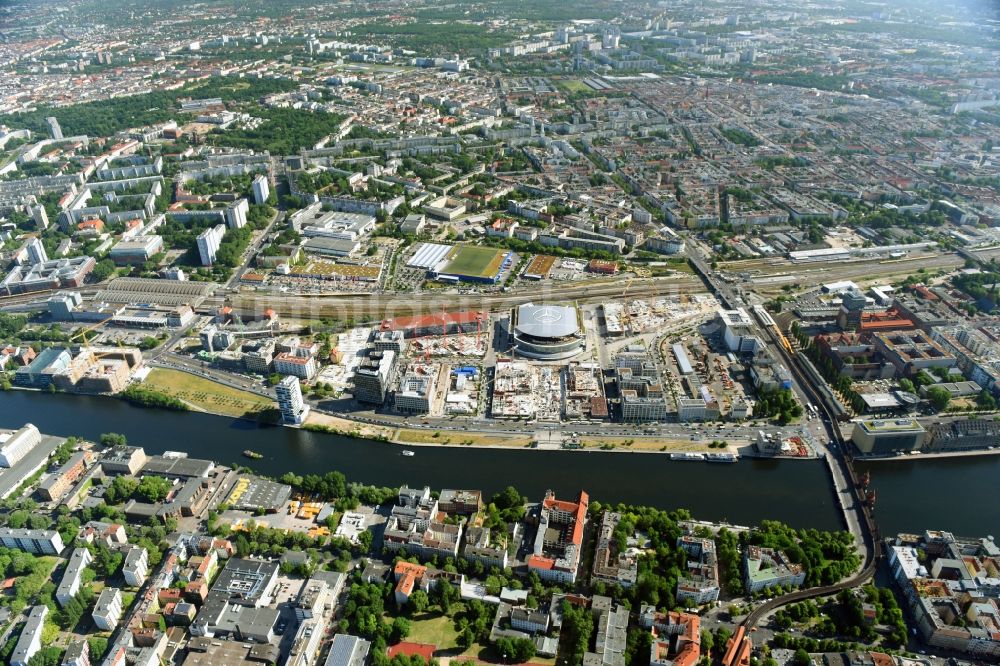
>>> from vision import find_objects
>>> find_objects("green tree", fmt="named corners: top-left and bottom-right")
top-left (495, 637), bottom-right (536, 663)
top-left (104, 476), bottom-right (139, 504)
top-left (391, 616), bottom-right (411, 642)
top-left (407, 589), bottom-right (429, 614)
top-left (926, 385), bottom-right (951, 411)
top-left (91, 259), bottom-right (116, 282)
top-left (99, 432), bottom-right (128, 447)
top-left (137, 476), bottom-right (173, 502)
top-left (88, 637), bottom-right (109, 661)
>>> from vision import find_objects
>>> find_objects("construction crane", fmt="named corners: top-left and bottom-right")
top-left (620, 277), bottom-right (635, 334)
top-left (67, 315), bottom-right (123, 363)
top-left (69, 315), bottom-right (116, 352)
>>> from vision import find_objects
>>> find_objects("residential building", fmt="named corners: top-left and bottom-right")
top-left (391, 560), bottom-right (461, 606)
top-left (61, 640), bottom-right (90, 666)
top-left (383, 518), bottom-right (463, 560)
top-left (11, 605), bottom-right (48, 666)
top-left (225, 199), bottom-right (249, 230)
top-left (252, 175), bottom-right (270, 205)
top-left (92, 587), bottom-right (123, 631)
top-left (276, 375), bottom-right (309, 425)
top-left (46, 117), bottom-right (63, 140)
top-left (123, 546), bottom-right (149, 586)
top-left (352, 348), bottom-right (396, 404)
top-left (196, 224), bottom-right (225, 266)
top-left (743, 546), bottom-right (805, 594)
top-left (274, 352), bottom-right (317, 380)
top-left (463, 526), bottom-right (508, 569)
top-left (38, 451), bottom-right (89, 501)
top-left (32, 206), bottom-right (49, 231)
top-left (642, 608), bottom-right (701, 666)
top-left (26, 237), bottom-right (48, 265)
top-left (527, 490), bottom-right (588, 584)
top-left (324, 635), bottom-right (371, 666)
top-left (585, 595), bottom-right (628, 666)
top-left (888, 532), bottom-right (1000, 660)
top-left (0, 528), bottom-right (64, 554)
top-left (396, 371), bottom-right (435, 413)
top-left (592, 512), bottom-right (637, 589)
top-left (56, 547), bottom-right (94, 607)
top-left (676, 536), bottom-right (720, 605)
top-left (438, 489), bottom-right (482, 515)
top-left (393, 560), bottom-right (428, 605)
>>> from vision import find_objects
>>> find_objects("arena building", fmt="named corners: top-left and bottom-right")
top-left (512, 303), bottom-right (584, 361)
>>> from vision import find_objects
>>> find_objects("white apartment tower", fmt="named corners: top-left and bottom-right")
top-left (276, 375), bottom-right (309, 425)
top-left (32, 206), bottom-right (49, 230)
top-left (26, 237), bottom-right (48, 265)
top-left (225, 198), bottom-right (249, 229)
top-left (252, 175), bottom-right (270, 205)
top-left (46, 117), bottom-right (63, 140)
top-left (196, 224), bottom-right (226, 266)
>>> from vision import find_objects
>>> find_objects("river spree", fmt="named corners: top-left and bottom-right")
top-left (0, 391), bottom-right (841, 529)
top-left (855, 455), bottom-right (1000, 538)
top-left (2, 391), bottom-right (995, 535)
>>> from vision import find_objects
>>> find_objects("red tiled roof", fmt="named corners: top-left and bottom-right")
top-left (381, 310), bottom-right (486, 332)
top-left (526, 555), bottom-right (554, 570)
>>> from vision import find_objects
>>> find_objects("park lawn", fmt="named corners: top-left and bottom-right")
top-left (407, 611), bottom-right (463, 652)
top-left (143, 368), bottom-right (276, 418)
top-left (394, 429), bottom-right (531, 448)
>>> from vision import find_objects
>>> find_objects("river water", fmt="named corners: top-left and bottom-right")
top-left (1, 391), bottom-right (996, 535)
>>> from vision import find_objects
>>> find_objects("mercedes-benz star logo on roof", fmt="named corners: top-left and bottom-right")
top-left (532, 307), bottom-right (564, 324)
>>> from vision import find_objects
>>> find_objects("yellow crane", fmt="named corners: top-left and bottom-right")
top-left (67, 315), bottom-right (120, 361)
top-left (620, 277), bottom-right (635, 334)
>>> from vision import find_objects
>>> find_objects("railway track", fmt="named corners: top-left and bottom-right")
top-left (220, 275), bottom-right (709, 319)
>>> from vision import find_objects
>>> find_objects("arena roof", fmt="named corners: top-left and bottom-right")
top-left (515, 304), bottom-right (579, 339)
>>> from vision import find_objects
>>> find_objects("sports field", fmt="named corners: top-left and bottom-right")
top-left (441, 245), bottom-right (508, 279)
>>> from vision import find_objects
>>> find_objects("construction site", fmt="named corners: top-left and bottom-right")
top-left (602, 293), bottom-right (719, 336)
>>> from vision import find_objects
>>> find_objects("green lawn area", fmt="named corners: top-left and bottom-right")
top-left (142, 368), bottom-right (277, 419)
top-left (407, 611), bottom-right (464, 651)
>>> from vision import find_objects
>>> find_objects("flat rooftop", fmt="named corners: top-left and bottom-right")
top-left (857, 419), bottom-right (924, 433)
